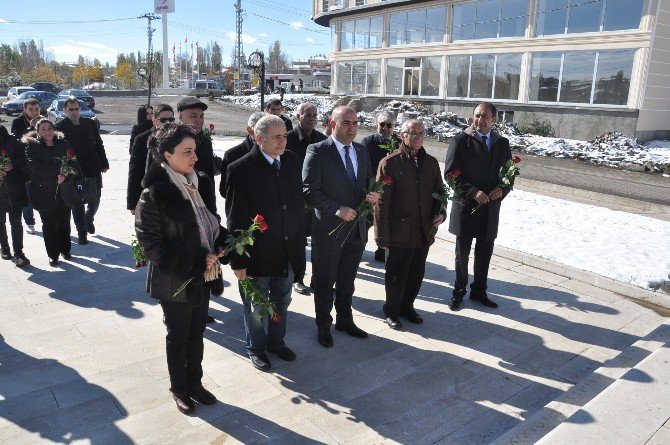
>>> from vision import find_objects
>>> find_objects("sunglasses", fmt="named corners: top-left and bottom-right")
top-left (158, 117), bottom-right (175, 123)
top-left (379, 123), bottom-right (394, 128)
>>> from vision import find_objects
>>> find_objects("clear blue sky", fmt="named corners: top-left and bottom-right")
top-left (0, 0), bottom-right (330, 65)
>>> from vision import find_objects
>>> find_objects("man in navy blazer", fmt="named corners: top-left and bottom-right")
top-left (303, 106), bottom-right (381, 347)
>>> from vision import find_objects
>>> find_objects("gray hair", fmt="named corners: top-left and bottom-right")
top-left (254, 115), bottom-right (285, 141)
top-left (247, 111), bottom-right (267, 129)
top-left (297, 102), bottom-right (317, 115)
top-left (400, 119), bottom-right (425, 134)
top-left (377, 110), bottom-right (396, 123)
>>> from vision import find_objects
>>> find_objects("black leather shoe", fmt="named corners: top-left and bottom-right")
top-left (374, 248), bottom-right (386, 263)
top-left (470, 293), bottom-right (498, 308)
top-left (1, 248), bottom-right (12, 260)
top-left (449, 296), bottom-right (463, 311)
top-left (400, 310), bottom-right (423, 324)
top-left (206, 314), bottom-right (215, 323)
top-left (268, 346), bottom-right (297, 361)
top-left (49, 258), bottom-right (59, 267)
top-left (317, 325), bottom-right (333, 347)
top-left (250, 353), bottom-right (271, 371)
top-left (189, 385), bottom-right (217, 405)
top-left (61, 252), bottom-right (72, 260)
top-left (172, 392), bottom-right (195, 414)
top-left (292, 281), bottom-right (310, 295)
top-left (335, 322), bottom-right (368, 338)
top-left (87, 222), bottom-right (95, 235)
top-left (78, 235), bottom-right (88, 245)
top-left (385, 316), bottom-right (402, 330)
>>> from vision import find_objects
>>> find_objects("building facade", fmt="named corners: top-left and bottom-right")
top-left (312, 0), bottom-right (669, 141)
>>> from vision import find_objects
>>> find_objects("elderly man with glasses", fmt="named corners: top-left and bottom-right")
top-left (55, 97), bottom-right (109, 245)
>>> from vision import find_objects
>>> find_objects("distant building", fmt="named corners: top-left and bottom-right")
top-left (312, 0), bottom-right (667, 141)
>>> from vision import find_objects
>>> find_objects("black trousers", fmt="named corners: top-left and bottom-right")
top-left (160, 287), bottom-right (209, 394)
top-left (311, 227), bottom-right (365, 327)
top-left (454, 236), bottom-right (495, 297)
top-left (383, 244), bottom-right (430, 317)
top-left (38, 208), bottom-right (71, 259)
top-left (0, 210), bottom-right (24, 253)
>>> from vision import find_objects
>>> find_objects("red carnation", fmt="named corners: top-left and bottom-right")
top-left (134, 261), bottom-right (141, 268)
top-left (1, 149), bottom-right (8, 156)
top-left (141, 260), bottom-right (147, 267)
top-left (448, 168), bottom-right (461, 179)
top-left (209, 123), bottom-right (215, 130)
top-left (259, 221), bottom-right (268, 232)
top-left (66, 149), bottom-right (75, 158)
top-left (253, 214), bottom-right (265, 224)
top-left (384, 176), bottom-right (393, 185)
top-left (512, 156), bottom-right (521, 164)
top-left (272, 314), bottom-right (282, 324)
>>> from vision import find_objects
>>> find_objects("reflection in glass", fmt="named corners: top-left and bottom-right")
top-left (475, 0), bottom-right (499, 39)
top-left (567, 0), bottom-right (603, 34)
top-left (341, 20), bottom-right (355, 50)
top-left (603, 0), bottom-right (643, 31)
top-left (530, 52), bottom-right (562, 101)
top-left (447, 56), bottom-right (470, 97)
top-left (494, 53), bottom-right (522, 100)
top-left (420, 57), bottom-right (442, 96)
top-left (536, 0), bottom-right (568, 36)
top-left (407, 9), bottom-right (425, 44)
top-left (336, 61), bottom-right (353, 94)
top-left (351, 62), bottom-right (367, 95)
top-left (386, 59), bottom-right (404, 95)
top-left (367, 60), bottom-right (382, 95)
top-left (594, 50), bottom-right (634, 105)
top-left (470, 55), bottom-right (495, 98)
top-left (425, 6), bottom-right (446, 43)
top-left (354, 18), bottom-right (369, 49)
top-left (370, 16), bottom-right (383, 48)
top-left (499, 0), bottom-right (527, 37)
top-left (560, 52), bottom-right (596, 103)
top-left (452, 3), bottom-right (476, 41)
top-left (389, 12), bottom-right (407, 46)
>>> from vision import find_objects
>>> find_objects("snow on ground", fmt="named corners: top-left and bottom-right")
top-left (439, 189), bottom-right (670, 291)
top-left (221, 93), bottom-right (337, 119)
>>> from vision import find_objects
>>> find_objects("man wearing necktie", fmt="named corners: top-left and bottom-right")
top-left (444, 102), bottom-right (512, 311)
top-left (303, 106), bottom-right (381, 348)
top-left (225, 115), bottom-right (306, 371)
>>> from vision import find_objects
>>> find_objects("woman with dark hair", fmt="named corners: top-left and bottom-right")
top-left (23, 118), bottom-right (80, 267)
top-left (129, 105), bottom-right (154, 153)
top-left (134, 123), bottom-right (229, 414)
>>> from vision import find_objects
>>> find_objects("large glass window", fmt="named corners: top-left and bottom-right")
top-left (369, 16), bottom-right (383, 48)
top-left (390, 6), bottom-right (446, 45)
top-left (341, 20), bottom-right (355, 50)
top-left (354, 19), bottom-right (369, 49)
top-left (530, 49), bottom-right (635, 105)
top-left (537, 0), bottom-right (643, 35)
top-left (386, 59), bottom-right (404, 96)
top-left (420, 57), bottom-right (442, 96)
top-left (351, 61), bottom-right (367, 95)
top-left (340, 16), bottom-right (383, 50)
top-left (336, 60), bottom-right (382, 95)
top-left (447, 53), bottom-right (522, 100)
top-left (452, 0), bottom-right (527, 41)
top-left (367, 60), bottom-right (382, 95)
top-left (336, 61), bottom-right (353, 94)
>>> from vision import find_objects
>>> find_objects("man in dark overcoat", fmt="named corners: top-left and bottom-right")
top-left (225, 114), bottom-right (306, 371)
top-left (444, 102), bottom-right (512, 310)
top-left (303, 106), bottom-right (380, 348)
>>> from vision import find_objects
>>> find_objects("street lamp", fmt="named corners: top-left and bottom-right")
top-left (247, 51), bottom-right (265, 111)
top-left (137, 66), bottom-right (152, 105)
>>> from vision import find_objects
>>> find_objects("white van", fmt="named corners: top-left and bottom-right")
top-left (193, 80), bottom-right (226, 98)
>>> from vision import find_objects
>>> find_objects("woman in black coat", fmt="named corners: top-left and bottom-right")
top-left (0, 125), bottom-right (30, 266)
top-left (129, 105), bottom-right (153, 154)
top-left (135, 123), bottom-right (229, 414)
top-left (23, 119), bottom-right (80, 267)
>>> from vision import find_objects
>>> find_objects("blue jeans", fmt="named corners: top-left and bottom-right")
top-left (72, 196), bottom-right (100, 236)
top-left (239, 265), bottom-right (293, 356)
top-left (22, 181), bottom-right (34, 226)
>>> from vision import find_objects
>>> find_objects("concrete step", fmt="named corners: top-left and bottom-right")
top-left (492, 322), bottom-right (670, 445)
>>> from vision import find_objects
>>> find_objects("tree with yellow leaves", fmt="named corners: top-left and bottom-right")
top-left (115, 61), bottom-right (135, 89)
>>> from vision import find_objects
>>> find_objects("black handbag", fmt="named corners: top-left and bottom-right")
top-left (59, 178), bottom-right (99, 207)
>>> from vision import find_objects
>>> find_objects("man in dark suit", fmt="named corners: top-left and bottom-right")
top-left (303, 106), bottom-right (381, 347)
top-left (264, 99), bottom-right (293, 132)
top-left (361, 110), bottom-right (400, 262)
top-left (226, 114), bottom-right (306, 371)
top-left (444, 102), bottom-right (512, 311)
top-left (286, 102), bottom-right (327, 295)
top-left (218, 111), bottom-right (266, 198)
top-left (56, 97), bottom-right (109, 245)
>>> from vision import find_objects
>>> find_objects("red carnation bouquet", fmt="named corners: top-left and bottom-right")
top-left (0, 149), bottom-right (11, 181)
top-left (471, 155), bottom-right (521, 214)
top-left (55, 149), bottom-right (78, 200)
top-left (329, 176), bottom-right (392, 247)
top-left (202, 123), bottom-right (216, 141)
top-left (432, 168), bottom-right (465, 213)
top-left (131, 236), bottom-right (147, 268)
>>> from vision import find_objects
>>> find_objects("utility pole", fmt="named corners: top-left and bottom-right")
top-left (235, 0), bottom-right (244, 96)
top-left (139, 13), bottom-right (160, 105)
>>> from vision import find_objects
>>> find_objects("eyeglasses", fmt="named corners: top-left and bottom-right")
top-left (158, 117), bottom-right (175, 123)
top-left (379, 123), bottom-right (394, 128)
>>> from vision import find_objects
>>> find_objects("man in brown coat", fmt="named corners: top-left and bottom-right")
top-left (374, 119), bottom-right (446, 330)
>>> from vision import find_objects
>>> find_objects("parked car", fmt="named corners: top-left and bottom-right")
top-left (243, 86), bottom-right (261, 95)
top-left (47, 99), bottom-right (99, 130)
top-left (1, 91), bottom-right (58, 115)
top-left (193, 80), bottom-right (227, 98)
top-left (30, 82), bottom-right (61, 95)
top-left (58, 89), bottom-right (95, 109)
top-left (6, 86), bottom-right (35, 100)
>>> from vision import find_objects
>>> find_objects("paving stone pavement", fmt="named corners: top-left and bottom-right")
top-left (0, 135), bottom-right (667, 444)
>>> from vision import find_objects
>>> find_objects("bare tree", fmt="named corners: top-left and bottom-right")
top-left (266, 40), bottom-right (290, 73)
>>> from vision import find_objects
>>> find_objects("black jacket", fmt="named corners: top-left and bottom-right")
top-left (127, 128), bottom-right (155, 211)
top-left (361, 132), bottom-right (402, 178)
top-left (280, 114), bottom-right (293, 132)
top-left (135, 163), bottom-right (229, 303)
top-left (55, 117), bottom-right (108, 186)
top-left (10, 114), bottom-right (34, 138)
top-left (444, 127), bottom-right (512, 240)
top-left (225, 146), bottom-right (306, 278)
top-left (286, 126), bottom-right (327, 167)
top-left (0, 126), bottom-right (29, 213)
top-left (219, 135), bottom-right (255, 198)
top-left (23, 131), bottom-right (81, 211)
top-left (129, 119), bottom-right (153, 154)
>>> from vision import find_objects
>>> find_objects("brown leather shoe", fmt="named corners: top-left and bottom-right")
top-left (172, 391), bottom-right (195, 414)
top-left (189, 385), bottom-right (217, 405)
